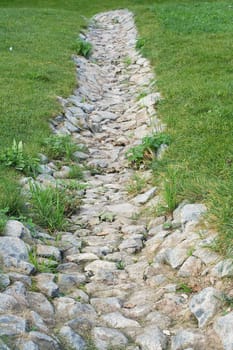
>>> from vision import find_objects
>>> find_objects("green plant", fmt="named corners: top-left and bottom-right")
top-left (163, 168), bottom-right (178, 213)
top-left (123, 56), bottom-right (132, 66)
top-left (0, 140), bottom-right (39, 176)
top-left (99, 211), bottom-right (115, 223)
top-left (68, 165), bottom-right (84, 180)
top-left (136, 37), bottom-right (145, 50)
top-left (176, 283), bottom-right (193, 294)
top-left (29, 248), bottom-right (58, 273)
top-left (72, 38), bottom-right (92, 58)
top-left (126, 133), bottom-right (170, 168)
top-left (0, 175), bottom-right (25, 215)
top-left (43, 135), bottom-right (77, 161)
top-left (29, 183), bottom-right (68, 231)
top-left (116, 260), bottom-right (125, 270)
top-left (126, 173), bottom-right (146, 196)
top-left (0, 208), bottom-right (8, 234)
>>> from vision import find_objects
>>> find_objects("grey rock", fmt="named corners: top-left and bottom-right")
top-left (54, 297), bottom-right (96, 321)
top-left (4, 220), bottom-right (31, 239)
top-left (173, 203), bottom-right (206, 225)
top-left (53, 166), bottom-right (71, 179)
top-left (66, 317), bottom-right (94, 334)
top-left (145, 311), bottom-right (171, 329)
top-left (171, 329), bottom-right (206, 350)
top-left (27, 292), bottom-right (55, 322)
top-left (36, 244), bottom-right (61, 261)
top-left (19, 341), bottom-right (39, 350)
top-left (29, 331), bottom-right (60, 350)
top-left (60, 326), bottom-right (86, 350)
top-left (178, 256), bottom-right (202, 277)
top-left (193, 248), bottom-right (219, 265)
top-left (121, 225), bottom-right (146, 235)
top-left (29, 311), bottom-right (49, 333)
top-left (119, 236), bottom-right (143, 253)
top-left (57, 273), bottom-right (86, 293)
top-left (0, 273), bottom-right (10, 289)
top-left (0, 293), bottom-right (18, 313)
top-left (66, 252), bottom-right (99, 264)
top-left (101, 312), bottom-right (140, 328)
top-left (84, 260), bottom-right (117, 275)
top-left (189, 287), bottom-right (222, 327)
top-left (73, 151), bottom-right (89, 160)
top-left (0, 314), bottom-right (27, 335)
top-left (37, 164), bottom-right (53, 175)
top-left (212, 259), bottom-right (233, 278)
top-left (164, 247), bottom-right (188, 269)
top-left (35, 273), bottom-right (59, 297)
top-left (8, 272), bottom-right (32, 287)
top-left (107, 202), bottom-right (138, 218)
top-left (92, 327), bottom-right (128, 350)
top-left (132, 187), bottom-right (157, 205)
top-left (136, 326), bottom-right (168, 350)
top-left (0, 236), bottom-right (29, 265)
top-left (214, 312), bottom-right (233, 350)
top-left (91, 297), bottom-right (122, 313)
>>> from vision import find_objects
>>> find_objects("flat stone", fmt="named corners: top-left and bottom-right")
top-left (121, 225), bottom-right (146, 235)
top-left (54, 297), bottom-right (96, 321)
top-left (29, 311), bottom-right (49, 333)
top-left (178, 256), bottom-right (202, 277)
top-left (0, 273), bottom-right (10, 289)
top-left (19, 341), bottom-right (39, 350)
top-left (0, 314), bottom-right (27, 335)
top-left (84, 260), bottom-right (117, 275)
top-left (66, 253), bottom-right (99, 264)
top-left (35, 273), bottom-right (59, 297)
top-left (171, 329), bottom-right (206, 350)
top-left (173, 204), bottom-right (206, 225)
top-left (211, 259), bottom-right (233, 278)
top-left (101, 312), bottom-right (140, 328)
top-left (57, 273), bottom-right (86, 292)
top-left (0, 293), bottom-right (18, 313)
top-left (60, 326), bottom-right (86, 350)
top-left (164, 247), bottom-right (188, 269)
top-left (4, 220), bottom-right (31, 239)
top-left (27, 292), bottom-right (55, 322)
top-left (29, 331), bottom-right (60, 350)
top-left (36, 244), bottom-right (61, 261)
top-left (214, 312), bottom-right (233, 350)
top-left (189, 287), bottom-right (222, 327)
top-left (145, 311), bottom-right (171, 329)
top-left (136, 326), bottom-right (168, 350)
top-left (119, 236), bottom-right (143, 253)
top-left (107, 202), bottom-right (138, 218)
top-left (8, 272), bottom-right (31, 287)
top-left (193, 248), bottom-right (219, 265)
top-left (132, 187), bottom-right (157, 205)
top-left (0, 236), bottom-right (29, 265)
top-left (92, 327), bottom-right (128, 350)
top-left (73, 151), bottom-right (89, 161)
top-left (91, 297), bottom-right (122, 313)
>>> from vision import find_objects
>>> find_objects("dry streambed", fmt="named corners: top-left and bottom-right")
top-left (0, 9), bottom-right (232, 350)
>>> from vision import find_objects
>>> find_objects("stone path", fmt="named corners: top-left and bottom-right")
top-left (0, 9), bottom-right (233, 350)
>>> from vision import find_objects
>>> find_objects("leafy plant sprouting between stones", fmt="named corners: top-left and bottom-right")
top-left (72, 38), bottom-right (92, 58)
top-left (43, 135), bottom-right (78, 161)
top-left (126, 133), bottom-right (170, 168)
top-left (0, 139), bottom-right (39, 176)
top-left (28, 247), bottom-right (58, 273)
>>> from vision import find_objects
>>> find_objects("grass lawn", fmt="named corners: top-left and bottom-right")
top-left (0, 0), bottom-right (232, 255)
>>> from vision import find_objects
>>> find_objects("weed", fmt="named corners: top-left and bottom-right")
top-left (126, 173), bottom-right (146, 196)
top-left (29, 248), bottom-right (58, 273)
top-left (99, 212), bottom-right (115, 223)
top-left (0, 175), bottom-right (25, 216)
top-left (116, 260), bottom-right (125, 270)
top-left (220, 293), bottom-right (233, 309)
top-left (176, 283), bottom-right (193, 294)
top-left (29, 183), bottom-right (68, 232)
top-left (43, 135), bottom-right (77, 161)
top-left (72, 38), bottom-right (92, 58)
top-left (163, 168), bottom-right (178, 213)
top-left (0, 140), bottom-right (39, 176)
top-left (162, 221), bottom-right (173, 230)
top-left (68, 165), bottom-right (84, 180)
top-left (0, 208), bottom-right (8, 234)
top-left (126, 133), bottom-right (170, 168)
top-left (136, 37), bottom-right (145, 50)
top-left (187, 246), bottom-right (195, 257)
top-left (136, 91), bottom-right (148, 101)
top-left (123, 56), bottom-right (132, 67)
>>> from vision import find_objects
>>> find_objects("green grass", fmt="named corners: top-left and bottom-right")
top-left (0, 0), bottom-right (232, 255)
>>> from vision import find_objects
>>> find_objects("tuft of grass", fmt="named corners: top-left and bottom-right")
top-left (163, 167), bottom-right (178, 213)
top-left (126, 173), bottom-right (146, 196)
top-left (29, 183), bottom-right (68, 232)
top-left (29, 248), bottom-right (58, 273)
top-left (68, 165), bottom-right (84, 180)
top-left (43, 135), bottom-right (77, 161)
top-left (72, 38), bottom-right (92, 58)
